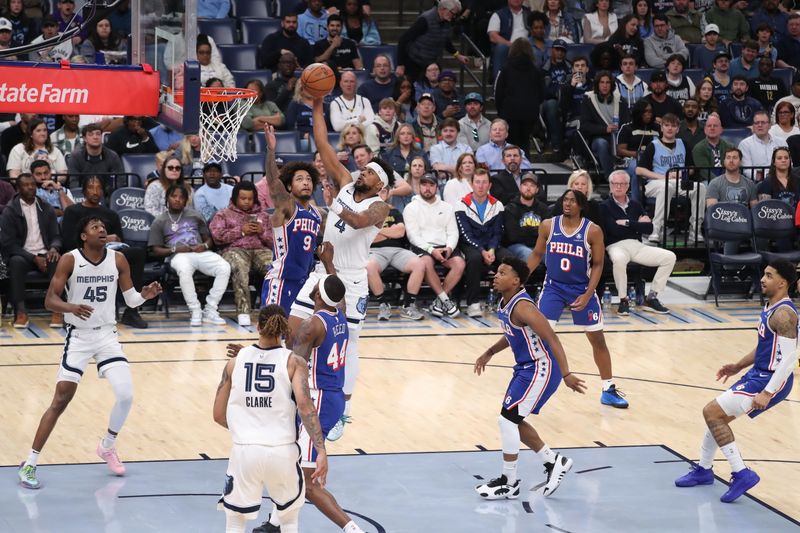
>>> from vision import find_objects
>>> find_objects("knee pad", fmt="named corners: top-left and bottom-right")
top-left (498, 410), bottom-right (521, 456)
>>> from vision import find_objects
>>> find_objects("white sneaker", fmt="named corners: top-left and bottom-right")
top-left (647, 232), bottom-right (661, 243)
top-left (467, 303), bottom-right (483, 318)
top-left (237, 313), bottom-right (251, 327)
top-left (400, 303), bottom-right (425, 320)
top-left (443, 297), bottom-right (460, 318)
top-left (326, 415), bottom-right (351, 441)
top-left (377, 302), bottom-right (392, 321)
top-left (190, 309), bottom-right (202, 327)
top-left (475, 475), bottom-right (521, 500)
top-left (541, 453), bottom-right (573, 497)
top-left (203, 309), bottom-right (226, 325)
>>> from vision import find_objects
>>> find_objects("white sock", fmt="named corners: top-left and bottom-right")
top-left (602, 379), bottom-right (614, 392)
top-left (269, 503), bottom-right (280, 526)
top-left (720, 442), bottom-right (746, 472)
top-left (699, 430), bottom-right (717, 469)
top-left (537, 445), bottom-right (557, 465)
top-left (438, 292), bottom-right (449, 302)
top-left (343, 521), bottom-right (364, 533)
top-left (502, 460), bottom-right (518, 484)
top-left (344, 400), bottom-right (352, 417)
top-left (102, 431), bottom-right (118, 449)
top-left (26, 449), bottom-right (40, 468)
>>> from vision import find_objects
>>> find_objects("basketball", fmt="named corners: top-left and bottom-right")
top-left (301, 63), bottom-right (336, 98)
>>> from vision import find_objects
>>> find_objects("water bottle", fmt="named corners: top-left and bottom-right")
top-left (602, 286), bottom-right (612, 309)
top-left (612, 115), bottom-right (620, 128)
top-left (485, 288), bottom-right (496, 312)
top-left (627, 285), bottom-right (636, 309)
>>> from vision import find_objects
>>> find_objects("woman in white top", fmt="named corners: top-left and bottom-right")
top-left (7, 118), bottom-right (67, 179)
top-left (582, 0), bottom-right (618, 45)
top-left (442, 152), bottom-right (476, 207)
top-left (197, 40), bottom-right (234, 88)
top-left (329, 71), bottom-right (374, 132)
top-left (144, 156), bottom-right (193, 217)
top-left (769, 101), bottom-right (800, 145)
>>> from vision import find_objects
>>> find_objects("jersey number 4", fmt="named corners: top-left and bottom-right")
top-left (243, 362), bottom-right (276, 392)
top-left (327, 340), bottom-right (347, 371)
top-left (334, 218), bottom-right (347, 233)
top-left (83, 286), bottom-right (108, 302)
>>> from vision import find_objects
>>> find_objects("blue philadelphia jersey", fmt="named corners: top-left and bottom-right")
top-left (755, 298), bottom-right (799, 373)
top-left (544, 216), bottom-right (593, 286)
top-left (497, 290), bottom-right (553, 371)
top-left (309, 309), bottom-right (348, 391)
top-left (268, 202), bottom-right (321, 281)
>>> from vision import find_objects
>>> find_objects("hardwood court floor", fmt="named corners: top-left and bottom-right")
top-left (0, 303), bottom-right (798, 522)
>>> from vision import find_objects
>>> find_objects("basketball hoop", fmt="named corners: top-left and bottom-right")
top-left (198, 87), bottom-right (258, 163)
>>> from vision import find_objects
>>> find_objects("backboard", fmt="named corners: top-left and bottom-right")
top-left (131, 0), bottom-right (200, 134)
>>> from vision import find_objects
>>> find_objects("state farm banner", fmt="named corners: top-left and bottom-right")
top-left (0, 61), bottom-right (159, 116)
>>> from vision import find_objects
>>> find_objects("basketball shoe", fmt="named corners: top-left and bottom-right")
top-left (601, 385), bottom-right (629, 408)
top-left (97, 440), bottom-right (126, 476)
top-left (541, 453), bottom-right (573, 497)
top-left (720, 468), bottom-right (760, 503)
top-left (475, 475), bottom-right (521, 500)
top-left (252, 515), bottom-right (281, 533)
top-left (327, 415), bottom-right (352, 441)
top-left (18, 462), bottom-right (40, 490)
top-left (674, 464), bottom-right (714, 487)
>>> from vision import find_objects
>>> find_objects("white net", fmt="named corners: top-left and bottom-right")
top-left (198, 88), bottom-right (257, 163)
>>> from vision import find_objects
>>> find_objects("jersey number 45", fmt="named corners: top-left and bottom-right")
top-left (83, 286), bottom-right (108, 302)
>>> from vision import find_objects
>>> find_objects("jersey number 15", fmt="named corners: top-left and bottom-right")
top-left (243, 362), bottom-right (276, 392)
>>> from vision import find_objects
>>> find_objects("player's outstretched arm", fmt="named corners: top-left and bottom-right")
top-left (45, 253), bottom-right (93, 319)
top-left (213, 358), bottom-right (235, 428)
top-left (515, 300), bottom-right (587, 394)
top-left (311, 97), bottom-right (352, 189)
top-left (474, 336), bottom-right (510, 375)
top-left (291, 315), bottom-right (325, 360)
top-left (263, 124), bottom-right (294, 224)
top-left (317, 241), bottom-right (335, 274)
top-left (571, 223), bottom-right (604, 311)
top-left (115, 252), bottom-right (162, 306)
top-left (526, 218), bottom-right (550, 277)
top-left (289, 353), bottom-right (328, 487)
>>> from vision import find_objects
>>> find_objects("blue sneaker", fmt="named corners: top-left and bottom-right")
top-left (720, 468), bottom-right (760, 503)
top-left (675, 464), bottom-right (714, 487)
top-left (600, 385), bottom-right (629, 408)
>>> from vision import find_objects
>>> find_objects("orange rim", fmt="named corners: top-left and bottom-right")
top-left (200, 87), bottom-right (258, 102)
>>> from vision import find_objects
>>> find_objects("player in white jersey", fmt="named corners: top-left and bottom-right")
top-left (214, 305), bottom-right (327, 533)
top-left (289, 96), bottom-right (393, 441)
top-left (17, 217), bottom-right (161, 490)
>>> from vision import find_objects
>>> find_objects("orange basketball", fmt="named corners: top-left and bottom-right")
top-left (301, 63), bottom-right (336, 98)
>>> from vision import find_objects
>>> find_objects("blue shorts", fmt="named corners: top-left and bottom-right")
top-left (503, 357), bottom-right (562, 416)
top-left (297, 388), bottom-right (345, 465)
top-left (719, 368), bottom-right (794, 419)
top-left (262, 276), bottom-right (306, 316)
top-left (538, 279), bottom-right (603, 330)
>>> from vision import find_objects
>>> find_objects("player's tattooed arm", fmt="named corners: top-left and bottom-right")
top-left (213, 359), bottom-right (235, 428)
top-left (334, 200), bottom-right (390, 230)
top-left (769, 306), bottom-right (798, 339)
top-left (291, 316), bottom-right (323, 360)
top-left (290, 354), bottom-right (326, 452)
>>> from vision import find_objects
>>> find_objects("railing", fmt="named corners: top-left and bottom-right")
top-left (457, 32), bottom-right (489, 102)
top-left (397, 0), bottom-right (428, 26)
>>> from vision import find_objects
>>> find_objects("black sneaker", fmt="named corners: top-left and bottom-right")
top-left (641, 297), bottom-right (669, 314)
top-left (252, 516), bottom-right (281, 533)
top-left (120, 308), bottom-right (148, 329)
top-left (541, 453), bottom-right (574, 497)
top-left (617, 298), bottom-right (630, 316)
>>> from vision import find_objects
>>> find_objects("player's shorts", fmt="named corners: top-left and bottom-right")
top-left (537, 279), bottom-right (604, 331)
top-left (298, 388), bottom-right (346, 467)
top-left (290, 267), bottom-right (368, 325)
top-left (57, 324), bottom-right (127, 383)
top-left (716, 368), bottom-right (794, 419)
top-left (502, 357), bottom-right (562, 416)
top-left (218, 442), bottom-right (305, 520)
top-left (369, 246), bottom-right (417, 272)
top-left (262, 276), bottom-right (306, 316)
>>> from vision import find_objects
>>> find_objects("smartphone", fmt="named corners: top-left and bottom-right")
top-left (249, 214), bottom-right (258, 223)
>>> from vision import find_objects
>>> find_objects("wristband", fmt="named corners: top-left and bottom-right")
top-left (454, 51), bottom-right (460, 58)
top-left (330, 201), bottom-right (343, 215)
top-left (122, 287), bottom-right (146, 308)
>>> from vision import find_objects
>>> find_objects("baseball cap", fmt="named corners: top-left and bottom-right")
top-left (650, 71), bottom-right (667, 83)
top-left (203, 161), bottom-right (222, 172)
top-left (0, 18), bottom-right (11, 31)
top-left (520, 172), bottom-right (538, 184)
top-left (552, 39), bottom-right (568, 50)
top-left (420, 172), bottom-right (437, 184)
top-left (438, 70), bottom-right (456, 81)
top-left (713, 49), bottom-right (731, 62)
top-left (704, 24), bottom-right (720, 35)
top-left (464, 92), bottom-right (483, 104)
top-left (419, 92), bottom-right (435, 104)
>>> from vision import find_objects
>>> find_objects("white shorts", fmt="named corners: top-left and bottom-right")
top-left (290, 268), bottom-right (369, 325)
top-left (57, 324), bottom-right (127, 383)
top-left (218, 443), bottom-right (305, 520)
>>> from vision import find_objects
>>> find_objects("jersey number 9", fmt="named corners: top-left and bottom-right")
top-left (243, 362), bottom-right (276, 392)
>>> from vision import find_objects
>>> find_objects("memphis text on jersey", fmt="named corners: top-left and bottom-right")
top-left (548, 241), bottom-right (585, 258)
top-left (76, 275), bottom-right (116, 284)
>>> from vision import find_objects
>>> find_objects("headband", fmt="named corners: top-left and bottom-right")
top-left (318, 275), bottom-right (341, 307)
top-left (366, 161), bottom-right (390, 188)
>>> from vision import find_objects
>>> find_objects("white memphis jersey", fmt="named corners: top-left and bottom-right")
top-left (325, 182), bottom-right (382, 277)
top-left (227, 345), bottom-right (297, 446)
top-left (65, 249), bottom-right (118, 329)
